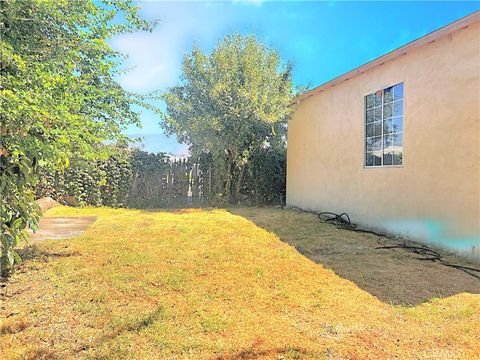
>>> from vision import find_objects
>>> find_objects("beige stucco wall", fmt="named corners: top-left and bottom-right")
top-left (287, 22), bottom-right (480, 252)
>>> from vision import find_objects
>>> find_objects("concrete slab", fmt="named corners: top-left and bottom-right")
top-left (28, 217), bottom-right (97, 240)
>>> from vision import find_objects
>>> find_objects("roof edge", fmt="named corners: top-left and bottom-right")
top-left (292, 11), bottom-right (480, 104)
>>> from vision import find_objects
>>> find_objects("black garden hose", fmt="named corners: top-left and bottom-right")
top-left (317, 211), bottom-right (480, 280)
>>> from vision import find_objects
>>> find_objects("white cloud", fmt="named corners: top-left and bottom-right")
top-left (111, 32), bottom-right (180, 92)
top-left (110, 1), bottom-right (235, 93)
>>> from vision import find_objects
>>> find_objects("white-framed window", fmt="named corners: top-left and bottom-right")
top-left (365, 83), bottom-right (403, 167)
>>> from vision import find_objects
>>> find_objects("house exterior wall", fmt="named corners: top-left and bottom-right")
top-left (286, 22), bottom-right (480, 254)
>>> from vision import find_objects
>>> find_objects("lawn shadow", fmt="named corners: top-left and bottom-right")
top-left (1, 245), bottom-right (79, 286)
top-left (228, 207), bottom-right (480, 306)
top-left (140, 207), bottom-right (217, 214)
top-left (18, 244), bottom-right (80, 263)
top-left (213, 346), bottom-right (312, 360)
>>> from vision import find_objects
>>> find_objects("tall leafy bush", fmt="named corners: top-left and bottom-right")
top-left (0, 0), bottom-right (154, 277)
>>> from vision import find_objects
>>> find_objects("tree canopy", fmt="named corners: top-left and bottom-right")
top-left (162, 34), bottom-right (294, 203)
top-left (0, 0), bottom-right (154, 276)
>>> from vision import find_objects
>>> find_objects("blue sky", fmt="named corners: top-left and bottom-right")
top-left (110, 1), bottom-right (479, 154)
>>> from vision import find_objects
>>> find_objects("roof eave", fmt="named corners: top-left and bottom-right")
top-left (292, 11), bottom-right (480, 105)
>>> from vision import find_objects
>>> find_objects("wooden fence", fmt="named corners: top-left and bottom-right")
top-left (128, 159), bottom-right (211, 208)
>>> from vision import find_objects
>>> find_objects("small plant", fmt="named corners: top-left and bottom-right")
top-left (1, 149), bottom-right (40, 278)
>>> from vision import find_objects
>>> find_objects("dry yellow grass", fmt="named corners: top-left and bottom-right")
top-left (0, 206), bottom-right (479, 359)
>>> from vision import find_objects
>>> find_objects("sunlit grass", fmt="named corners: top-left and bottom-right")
top-left (1, 206), bottom-right (478, 359)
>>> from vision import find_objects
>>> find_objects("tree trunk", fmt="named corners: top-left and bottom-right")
top-left (225, 151), bottom-right (233, 203)
top-left (208, 163), bottom-right (212, 200)
top-left (234, 163), bottom-right (246, 203)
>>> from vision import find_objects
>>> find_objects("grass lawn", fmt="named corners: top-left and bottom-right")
top-left (1, 206), bottom-right (479, 359)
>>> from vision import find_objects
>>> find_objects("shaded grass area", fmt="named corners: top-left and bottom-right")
top-left (0, 206), bottom-right (479, 359)
top-left (231, 207), bottom-right (480, 305)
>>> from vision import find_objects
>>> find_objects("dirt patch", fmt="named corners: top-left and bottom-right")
top-left (230, 207), bottom-right (480, 306)
top-left (28, 217), bottom-right (97, 240)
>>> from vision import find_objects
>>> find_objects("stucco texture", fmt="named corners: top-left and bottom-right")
top-left (287, 22), bottom-right (480, 254)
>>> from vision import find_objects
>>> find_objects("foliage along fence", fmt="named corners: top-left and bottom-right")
top-left (36, 151), bottom-right (132, 208)
top-left (36, 150), bottom-right (211, 209)
top-left (36, 148), bottom-right (286, 209)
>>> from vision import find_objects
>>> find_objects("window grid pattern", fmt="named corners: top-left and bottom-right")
top-left (365, 83), bottom-right (403, 167)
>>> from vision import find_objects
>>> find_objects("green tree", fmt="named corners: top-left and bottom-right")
top-left (0, 0), bottom-right (154, 277)
top-left (162, 34), bottom-right (294, 203)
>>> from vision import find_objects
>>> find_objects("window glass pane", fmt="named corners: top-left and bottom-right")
top-left (383, 144), bottom-right (394, 166)
top-left (383, 103), bottom-right (393, 119)
top-left (373, 154), bottom-right (382, 166)
top-left (366, 109), bottom-right (374, 123)
top-left (383, 87), bottom-right (393, 103)
top-left (383, 135), bottom-right (393, 148)
top-left (366, 137), bottom-right (382, 152)
top-left (393, 132), bottom-right (403, 147)
top-left (374, 121), bottom-right (382, 136)
top-left (366, 94), bottom-right (375, 109)
top-left (394, 83), bottom-right (404, 100)
top-left (393, 151), bottom-right (403, 165)
top-left (374, 93), bottom-right (382, 107)
top-left (383, 153), bottom-right (393, 165)
top-left (374, 107), bottom-right (382, 122)
top-left (366, 152), bottom-right (374, 166)
top-left (393, 116), bottom-right (403, 132)
top-left (383, 118), bottom-right (393, 134)
top-left (394, 100), bottom-right (403, 117)
top-left (366, 124), bottom-right (374, 137)
top-left (384, 145), bottom-right (394, 153)
top-left (366, 137), bottom-right (372, 152)
top-left (392, 131), bottom-right (403, 165)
